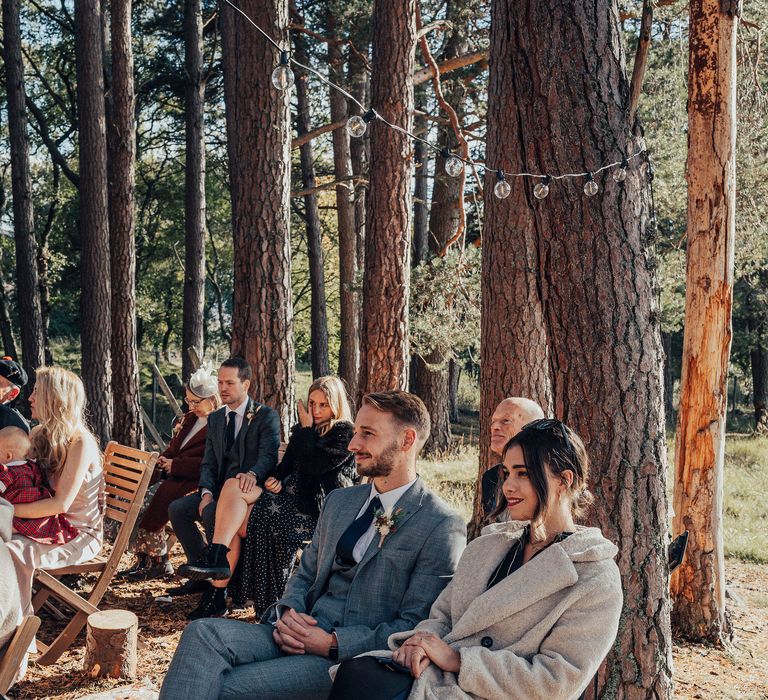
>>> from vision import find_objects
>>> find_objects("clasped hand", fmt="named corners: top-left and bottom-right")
top-left (392, 632), bottom-right (460, 678)
top-left (264, 476), bottom-right (283, 494)
top-left (273, 608), bottom-right (333, 657)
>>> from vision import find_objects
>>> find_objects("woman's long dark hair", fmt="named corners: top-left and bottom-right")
top-left (487, 419), bottom-right (593, 536)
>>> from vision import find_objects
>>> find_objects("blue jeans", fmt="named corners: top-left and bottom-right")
top-left (159, 618), bottom-right (334, 700)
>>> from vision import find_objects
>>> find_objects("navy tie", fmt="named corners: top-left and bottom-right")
top-left (225, 411), bottom-right (237, 454)
top-left (336, 496), bottom-right (382, 566)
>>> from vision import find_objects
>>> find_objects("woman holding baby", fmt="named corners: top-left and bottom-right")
top-left (6, 366), bottom-right (105, 616)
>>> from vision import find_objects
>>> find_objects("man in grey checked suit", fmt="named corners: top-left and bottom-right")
top-left (168, 357), bottom-right (280, 617)
top-left (160, 390), bottom-right (466, 700)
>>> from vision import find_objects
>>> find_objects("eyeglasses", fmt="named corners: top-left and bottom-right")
top-left (186, 397), bottom-right (205, 407)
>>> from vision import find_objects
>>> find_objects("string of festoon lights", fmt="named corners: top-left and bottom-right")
top-left (222, 0), bottom-right (650, 200)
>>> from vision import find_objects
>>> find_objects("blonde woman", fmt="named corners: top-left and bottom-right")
top-left (7, 367), bottom-right (104, 615)
top-left (180, 376), bottom-right (356, 620)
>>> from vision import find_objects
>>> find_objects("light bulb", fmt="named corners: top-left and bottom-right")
top-left (583, 173), bottom-right (598, 197)
top-left (271, 52), bottom-right (294, 90)
top-left (613, 158), bottom-right (629, 183)
top-left (533, 176), bottom-right (551, 200)
top-left (445, 155), bottom-right (464, 178)
top-left (494, 178), bottom-right (511, 200)
top-left (346, 115), bottom-right (367, 137)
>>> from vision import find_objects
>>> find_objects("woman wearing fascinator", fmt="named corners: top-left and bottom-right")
top-left (121, 364), bottom-right (221, 580)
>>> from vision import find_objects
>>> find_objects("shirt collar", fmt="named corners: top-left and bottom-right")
top-left (226, 396), bottom-right (250, 418)
top-left (5, 459), bottom-right (28, 467)
top-left (368, 476), bottom-right (418, 512)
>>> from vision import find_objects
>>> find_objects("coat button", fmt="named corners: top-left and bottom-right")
top-left (480, 636), bottom-right (493, 648)
top-left (333, 620), bottom-right (341, 627)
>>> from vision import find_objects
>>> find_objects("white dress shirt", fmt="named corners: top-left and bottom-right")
top-left (351, 478), bottom-right (418, 563)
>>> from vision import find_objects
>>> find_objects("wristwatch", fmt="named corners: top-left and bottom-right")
top-left (328, 631), bottom-right (339, 661)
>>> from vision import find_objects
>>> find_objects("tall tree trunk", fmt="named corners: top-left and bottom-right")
top-left (182, 0), bottom-right (207, 383)
top-left (752, 341), bottom-right (768, 433)
top-left (222, 0), bottom-right (295, 436)
top-left (358, 0), bottom-right (416, 398)
top-left (411, 111), bottom-right (429, 266)
top-left (293, 27), bottom-right (330, 379)
top-left (0, 261), bottom-right (18, 360)
top-left (76, 0), bottom-right (113, 445)
top-left (2, 0), bottom-right (45, 387)
top-left (482, 1), bottom-right (673, 697)
top-left (671, 0), bottom-right (738, 644)
top-left (328, 9), bottom-right (360, 402)
top-left (107, 0), bottom-right (142, 448)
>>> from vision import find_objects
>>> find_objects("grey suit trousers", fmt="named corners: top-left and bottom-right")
top-left (159, 619), bottom-right (334, 700)
top-left (168, 494), bottom-right (216, 563)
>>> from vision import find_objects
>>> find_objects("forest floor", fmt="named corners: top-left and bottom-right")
top-left (8, 426), bottom-right (768, 700)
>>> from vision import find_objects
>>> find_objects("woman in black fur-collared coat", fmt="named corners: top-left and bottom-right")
top-left (229, 376), bottom-right (355, 614)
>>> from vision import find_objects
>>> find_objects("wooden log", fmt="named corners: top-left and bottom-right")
top-left (83, 609), bottom-right (138, 679)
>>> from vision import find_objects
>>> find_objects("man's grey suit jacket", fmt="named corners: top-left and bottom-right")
top-left (198, 398), bottom-right (280, 498)
top-left (264, 478), bottom-right (466, 660)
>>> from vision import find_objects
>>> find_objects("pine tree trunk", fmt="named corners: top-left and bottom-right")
top-left (38, 164), bottom-right (59, 366)
top-left (358, 0), bottom-right (416, 398)
top-left (479, 1), bottom-right (673, 696)
top-left (107, 0), bottom-right (142, 448)
top-left (752, 341), bottom-right (768, 433)
top-left (182, 0), bottom-right (207, 383)
top-left (411, 113), bottom-right (429, 266)
top-left (327, 11), bottom-right (359, 402)
top-left (0, 262), bottom-right (18, 360)
top-left (2, 0), bottom-right (45, 386)
top-left (76, 0), bottom-right (113, 445)
top-left (222, 0), bottom-right (295, 436)
top-left (294, 28), bottom-right (330, 379)
top-left (670, 0), bottom-right (738, 644)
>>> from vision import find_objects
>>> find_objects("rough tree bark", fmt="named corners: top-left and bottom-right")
top-left (2, 0), bottom-right (46, 386)
top-left (182, 0), bottom-right (207, 383)
top-left (670, 0), bottom-right (739, 644)
top-left (222, 0), bottom-right (295, 435)
top-left (76, 0), bottom-right (113, 445)
top-left (293, 24), bottom-right (330, 379)
top-left (327, 9), bottom-right (359, 401)
top-left (358, 0), bottom-right (416, 398)
top-left (479, 1), bottom-right (673, 697)
top-left (107, 0), bottom-right (143, 448)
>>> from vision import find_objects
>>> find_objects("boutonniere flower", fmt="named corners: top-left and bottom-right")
top-left (374, 506), bottom-right (405, 548)
top-left (245, 404), bottom-right (261, 424)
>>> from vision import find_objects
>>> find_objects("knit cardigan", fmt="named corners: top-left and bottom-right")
top-left (379, 520), bottom-right (624, 700)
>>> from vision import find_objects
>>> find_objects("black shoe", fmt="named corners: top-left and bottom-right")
top-left (178, 544), bottom-right (231, 581)
top-left (118, 552), bottom-right (150, 579)
top-left (125, 554), bottom-right (175, 581)
top-left (187, 587), bottom-right (228, 620)
top-left (166, 579), bottom-right (212, 596)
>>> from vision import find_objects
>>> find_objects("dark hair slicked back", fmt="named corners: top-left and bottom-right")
top-left (220, 356), bottom-right (252, 383)
top-left (362, 390), bottom-right (431, 442)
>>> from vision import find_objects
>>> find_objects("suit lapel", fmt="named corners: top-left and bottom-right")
top-left (237, 398), bottom-right (254, 465)
top-left (310, 486), bottom-right (371, 602)
top-left (356, 478), bottom-right (426, 572)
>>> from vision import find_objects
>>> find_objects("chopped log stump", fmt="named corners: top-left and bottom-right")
top-left (83, 609), bottom-right (138, 679)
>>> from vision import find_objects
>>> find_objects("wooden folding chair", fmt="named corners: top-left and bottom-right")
top-left (0, 615), bottom-right (40, 694)
top-left (31, 442), bottom-right (157, 666)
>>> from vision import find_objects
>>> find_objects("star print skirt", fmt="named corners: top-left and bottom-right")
top-left (229, 471), bottom-right (317, 615)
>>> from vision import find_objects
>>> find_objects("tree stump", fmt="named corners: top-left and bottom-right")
top-left (83, 609), bottom-right (138, 679)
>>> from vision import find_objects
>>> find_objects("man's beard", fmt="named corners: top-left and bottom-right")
top-left (356, 441), bottom-right (400, 478)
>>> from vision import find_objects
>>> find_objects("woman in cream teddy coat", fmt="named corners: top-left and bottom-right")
top-left (331, 419), bottom-right (623, 700)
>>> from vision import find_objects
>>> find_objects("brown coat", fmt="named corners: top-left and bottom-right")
top-left (138, 413), bottom-right (207, 533)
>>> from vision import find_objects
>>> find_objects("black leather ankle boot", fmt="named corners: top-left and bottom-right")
top-left (178, 543), bottom-right (232, 580)
top-left (187, 586), bottom-right (228, 620)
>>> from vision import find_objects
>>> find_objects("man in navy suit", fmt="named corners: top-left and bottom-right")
top-left (168, 357), bottom-right (280, 617)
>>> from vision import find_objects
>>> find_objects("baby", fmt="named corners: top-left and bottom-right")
top-left (0, 426), bottom-right (78, 544)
